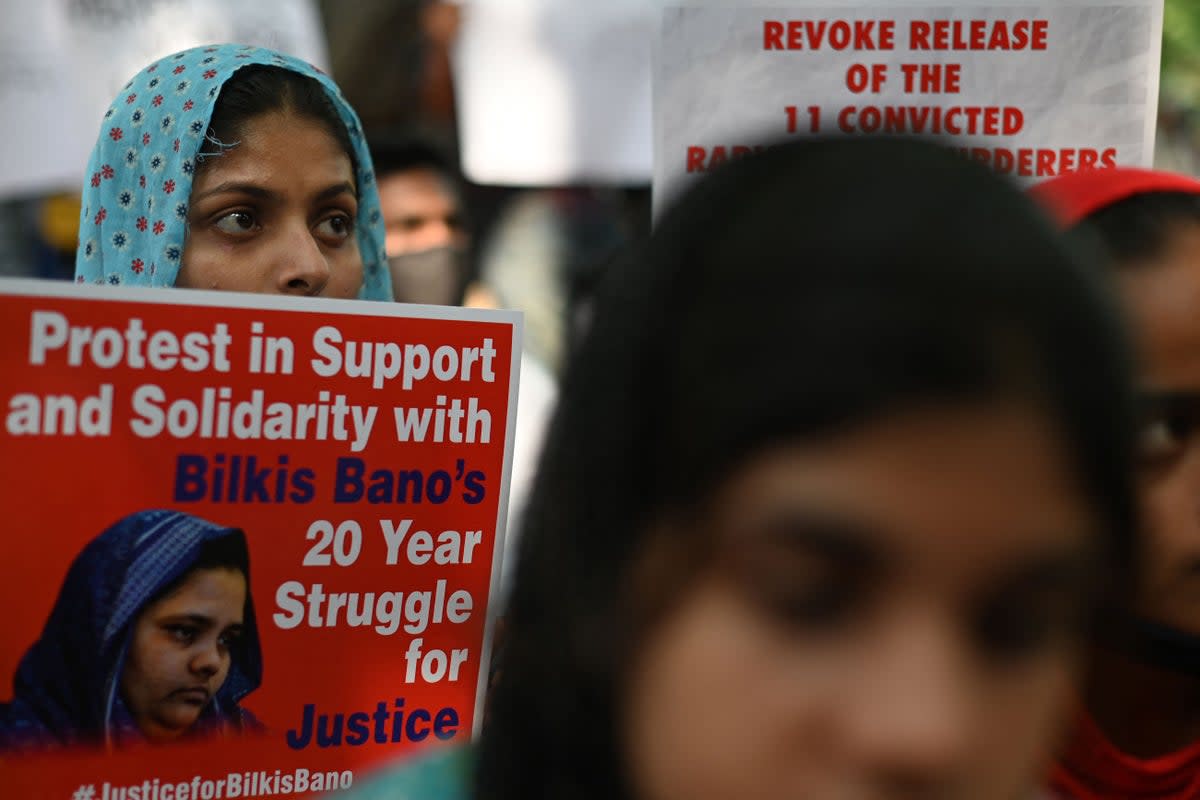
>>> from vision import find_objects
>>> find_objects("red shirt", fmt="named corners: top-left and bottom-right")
top-left (1051, 711), bottom-right (1200, 799)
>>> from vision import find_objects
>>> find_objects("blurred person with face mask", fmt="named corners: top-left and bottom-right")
top-left (371, 134), bottom-right (472, 306)
top-left (370, 133), bottom-right (557, 600)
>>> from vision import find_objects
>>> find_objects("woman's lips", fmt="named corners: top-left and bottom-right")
top-left (172, 687), bottom-right (210, 705)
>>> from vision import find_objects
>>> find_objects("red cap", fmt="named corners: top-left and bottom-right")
top-left (1029, 167), bottom-right (1200, 228)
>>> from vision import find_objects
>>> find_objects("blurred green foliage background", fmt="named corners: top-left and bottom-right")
top-left (1162, 0), bottom-right (1200, 95)
top-left (1158, 0), bottom-right (1200, 172)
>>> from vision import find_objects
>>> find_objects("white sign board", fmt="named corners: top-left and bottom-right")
top-left (0, 0), bottom-right (328, 199)
top-left (453, 0), bottom-right (658, 186)
top-left (654, 2), bottom-right (1164, 216)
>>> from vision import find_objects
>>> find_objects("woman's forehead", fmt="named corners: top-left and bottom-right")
top-left (190, 110), bottom-right (357, 193)
top-left (151, 567), bottom-right (246, 615)
top-left (703, 403), bottom-right (1095, 578)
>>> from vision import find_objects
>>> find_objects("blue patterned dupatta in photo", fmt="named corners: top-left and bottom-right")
top-left (0, 509), bottom-right (263, 751)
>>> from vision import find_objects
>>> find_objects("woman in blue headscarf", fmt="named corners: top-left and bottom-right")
top-left (74, 44), bottom-right (392, 301)
top-left (0, 509), bottom-right (262, 751)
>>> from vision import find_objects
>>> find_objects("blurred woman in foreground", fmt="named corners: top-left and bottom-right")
top-left (341, 138), bottom-right (1139, 799)
top-left (482, 137), bottom-right (1140, 800)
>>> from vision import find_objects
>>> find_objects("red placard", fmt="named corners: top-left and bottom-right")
top-left (0, 279), bottom-right (519, 798)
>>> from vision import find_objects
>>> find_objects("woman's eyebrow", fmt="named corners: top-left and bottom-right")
top-left (161, 613), bottom-right (215, 628)
top-left (313, 181), bottom-right (356, 202)
top-left (189, 180), bottom-right (355, 205)
top-left (985, 545), bottom-right (1099, 597)
top-left (1138, 389), bottom-right (1200, 414)
top-left (190, 182), bottom-right (276, 203)
top-left (751, 510), bottom-right (886, 570)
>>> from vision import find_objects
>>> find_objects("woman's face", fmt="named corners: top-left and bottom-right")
top-left (622, 403), bottom-right (1097, 800)
top-left (1117, 223), bottom-right (1200, 635)
top-left (121, 567), bottom-right (246, 742)
top-left (176, 109), bottom-right (363, 298)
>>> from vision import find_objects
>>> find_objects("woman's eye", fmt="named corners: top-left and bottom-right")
top-left (970, 597), bottom-right (1081, 664)
top-left (738, 559), bottom-right (860, 634)
top-left (166, 625), bottom-right (198, 644)
top-left (213, 211), bottom-right (258, 235)
top-left (217, 630), bottom-right (242, 650)
top-left (315, 214), bottom-right (354, 241)
top-left (972, 607), bottom-right (1043, 661)
top-left (723, 539), bottom-right (865, 636)
top-left (1137, 411), bottom-right (1190, 462)
top-left (769, 581), bottom-right (857, 631)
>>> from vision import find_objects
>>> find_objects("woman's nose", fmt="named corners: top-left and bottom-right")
top-left (275, 224), bottom-right (332, 296)
top-left (190, 640), bottom-right (223, 679)
top-left (839, 611), bottom-right (976, 790)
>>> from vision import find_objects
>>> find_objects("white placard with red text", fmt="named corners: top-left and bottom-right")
top-left (0, 0), bottom-right (328, 199)
top-left (654, 2), bottom-right (1164, 216)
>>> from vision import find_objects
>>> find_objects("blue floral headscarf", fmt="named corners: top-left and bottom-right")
top-left (73, 44), bottom-right (392, 300)
top-left (0, 510), bottom-right (263, 751)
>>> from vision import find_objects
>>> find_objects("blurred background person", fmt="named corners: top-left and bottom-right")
top-left (370, 131), bottom-right (557, 598)
top-left (319, 0), bottom-right (457, 140)
top-left (1033, 168), bottom-right (1200, 800)
top-left (371, 133), bottom-right (474, 307)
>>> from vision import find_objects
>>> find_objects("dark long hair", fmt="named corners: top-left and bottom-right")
top-left (1071, 191), bottom-right (1200, 266)
top-left (478, 138), bottom-right (1139, 800)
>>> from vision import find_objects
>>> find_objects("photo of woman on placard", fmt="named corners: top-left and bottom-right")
top-left (0, 509), bottom-right (262, 751)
